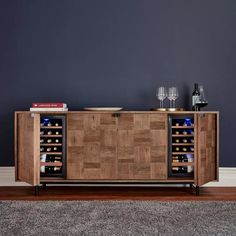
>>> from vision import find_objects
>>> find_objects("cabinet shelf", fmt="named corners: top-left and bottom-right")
top-left (40, 135), bottom-right (63, 137)
top-left (172, 135), bottom-right (194, 137)
top-left (40, 143), bottom-right (62, 146)
top-left (40, 126), bottom-right (62, 129)
top-left (172, 143), bottom-right (194, 146)
top-left (40, 152), bottom-right (62, 155)
top-left (40, 162), bottom-right (62, 167)
top-left (172, 152), bottom-right (194, 155)
top-left (172, 162), bottom-right (194, 167)
top-left (172, 126), bottom-right (194, 129)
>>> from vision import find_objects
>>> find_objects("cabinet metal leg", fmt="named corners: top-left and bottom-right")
top-left (34, 185), bottom-right (40, 196)
top-left (42, 183), bottom-right (46, 190)
top-left (195, 185), bottom-right (200, 196)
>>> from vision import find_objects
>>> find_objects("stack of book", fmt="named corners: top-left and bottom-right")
top-left (30, 103), bottom-right (68, 111)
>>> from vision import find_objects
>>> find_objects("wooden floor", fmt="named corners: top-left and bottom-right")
top-left (0, 186), bottom-right (236, 201)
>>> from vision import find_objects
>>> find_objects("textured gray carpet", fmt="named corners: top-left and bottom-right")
top-left (0, 201), bottom-right (235, 236)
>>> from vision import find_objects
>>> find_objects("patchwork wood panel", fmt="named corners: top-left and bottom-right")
top-left (16, 113), bottom-right (40, 186)
top-left (117, 114), bottom-right (167, 180)
top-left (197, 113), bottom-right (218, 186)
top-left (67, 113), bottom-right (117, 179)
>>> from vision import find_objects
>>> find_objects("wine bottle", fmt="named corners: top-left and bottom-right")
top-left (55, 131), bottom-right (60, 135)
top-left (47, 122), bottom-right (52, 127)
top-left (175, 123), bottom-right (180, 126)
top-left (192, 83), bottom-right (200, 111)
top-left (175, 131), bottom-right (180, 135)
top-left (183, 130), bottom-right (188, 135)
top-left (190, 147), bottom-right (194, 152)
top-left (183, 138), bottom-right (188, 143)
top-left (182, 147), bottom-right (187, 152)
top-left (55, 122), bottom-right (59, 127)
top-left (55, 139), bottom-right (59, 143)
top-left (175, 139), bottom-right (180, 143)
top-left (190, 138), bottom-right (194, 143)
top-left (175, 147), bottom-right (180, 151)
top-left (40, 131), bottom-right (44, 135)
top-left (40, 166), bottom-right (62, 174)
top-left (40, 139), bottom-right (44, 143)
top-left (47, 131), bottom-right (52, 135)
top-left (46, 147), bottom-right (52, 152)
top-left (47, 139), bottom-right (52, 143)
top-left (40, 147), bottom-right (44, 152)
top-left (53, 147), bottom-right (58, 151)
top-left (172, 166), bottom-right (187, 173)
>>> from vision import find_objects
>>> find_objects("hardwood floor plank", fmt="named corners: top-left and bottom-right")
top-left (0, 186), bottom-right (236, 201)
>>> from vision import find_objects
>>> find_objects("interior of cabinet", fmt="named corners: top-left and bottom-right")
top-left (168, 115), bottom-right (195, 179)
top-left (39, 115), bottom-right (66, 178)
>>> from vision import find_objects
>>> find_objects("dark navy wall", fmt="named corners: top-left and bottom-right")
top-left (0, 0), bottom-right (235, 166)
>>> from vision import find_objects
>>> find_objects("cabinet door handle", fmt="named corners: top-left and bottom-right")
top-left (112, 113), bottom-right (121, 118)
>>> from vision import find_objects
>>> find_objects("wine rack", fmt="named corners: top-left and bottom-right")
top-left (40, 115), bottom-right (66, 177)
top-left (168, 115), bottom-right (194, 178)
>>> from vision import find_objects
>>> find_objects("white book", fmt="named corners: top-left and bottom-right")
top-left (30, 108), bottom-right (68, 111)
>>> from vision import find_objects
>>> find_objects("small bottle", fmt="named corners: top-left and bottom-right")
top-left (192, 83), bottom-right (200, 111)
top-left (183, 139), bottom-right (188, 143)
top-left (47, 139), bottom-right (52, 143)
top-left (172, 166), bottom-right (187, 173)
top-left (175, 139), bottom-right (180, 143)
top-left (190, 147), bottom-right (194, 152)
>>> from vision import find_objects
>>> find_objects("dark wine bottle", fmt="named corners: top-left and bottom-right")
top-left (172, 166), bottom-right (187, 173)
top-left (192, 83), bottom-right (200, 111)
top-left (40, 166), bottom-right (62, 174)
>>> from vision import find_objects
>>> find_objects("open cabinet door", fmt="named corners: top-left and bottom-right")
top-left (15, 112), bottom-right (40, 186)
top-left (197, 113), bottom-right (219, 186)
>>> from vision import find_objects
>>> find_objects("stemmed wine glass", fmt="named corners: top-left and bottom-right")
top-left (156, 87), bottom-right (167, 108)
top-left (168, 87), bottom-right (179, 108)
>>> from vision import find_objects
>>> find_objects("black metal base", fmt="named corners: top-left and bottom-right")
top-left (34, 185), bottom-right (40, 196)
top-left (35, 182), bottom-right (200, 196)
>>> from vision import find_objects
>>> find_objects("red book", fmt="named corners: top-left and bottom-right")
top-left (32, 103), bottom-right (67, 108)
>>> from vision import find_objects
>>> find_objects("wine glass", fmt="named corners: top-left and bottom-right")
top-left (171, 87), bottom-right (179, 108)
top-left (168, 87), bottom-right (179, 108)
top-left (156, 87), bottom-right (167, 108)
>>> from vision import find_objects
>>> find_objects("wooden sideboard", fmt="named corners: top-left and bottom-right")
top-left (15, 111), bottom-right (219, 195)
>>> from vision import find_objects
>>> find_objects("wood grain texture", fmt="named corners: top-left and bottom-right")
top-left (0, 186), bottom-right (235, 201)
top-left (16, 113), bottom-right (40, 186)
top-left (117, 114), bottom-right (167, 180)
top-left (197, 113), bottom-right (218, 186)
top-left (67, 113), bottom-right (117, 180)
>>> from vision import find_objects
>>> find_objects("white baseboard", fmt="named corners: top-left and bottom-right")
top-left (0, 167), bottom-right (235, 187)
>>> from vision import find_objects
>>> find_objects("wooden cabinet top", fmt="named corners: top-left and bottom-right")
top-left (15, 111), bottom-right (219, 114)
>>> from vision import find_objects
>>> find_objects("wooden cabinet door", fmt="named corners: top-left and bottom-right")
top-left (67, 113), bottom-right (117, 179)
top-left (117, 113), bottom-right (167, 180)
top-left (15, 113), bottom-right (40, 186)
top-left (197, 113), bottom-right (219, 186)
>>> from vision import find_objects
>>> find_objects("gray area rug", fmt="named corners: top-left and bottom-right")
top-left (0, 201), bottom-right (235, 236)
